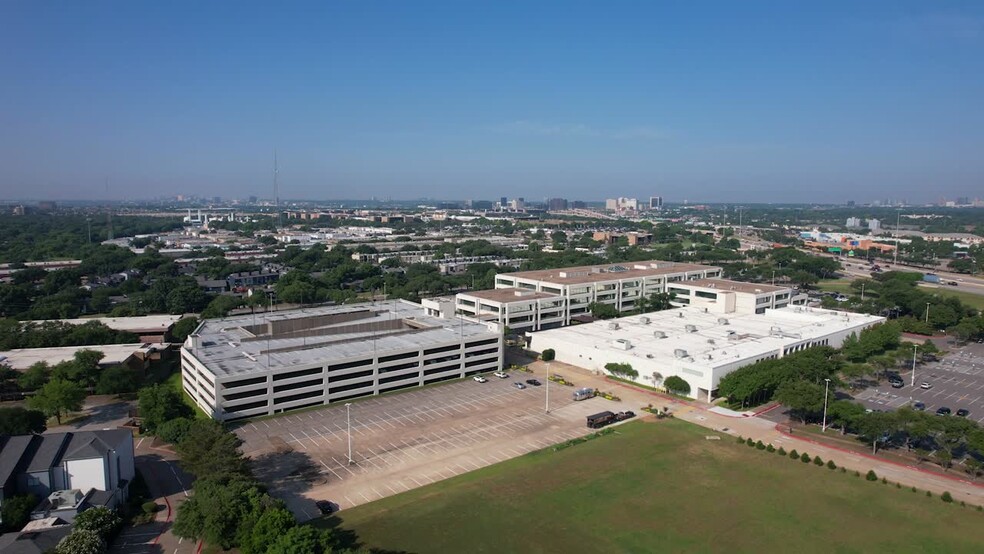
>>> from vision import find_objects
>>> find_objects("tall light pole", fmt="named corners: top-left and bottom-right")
top-left (910, 344), bottom-right (918, 387)
top-left (545, 363), bottom-right (550, 414)
top-left (822, 378), bottom-right (831, 432)
top-left (925, 302), bottom-right (930, 324)
top-left (893, 210), bottom-right (901, 265)
top-left (345, 402), bottom-right (353, 465)
top-left (860, 282), bottom-right (865, 302)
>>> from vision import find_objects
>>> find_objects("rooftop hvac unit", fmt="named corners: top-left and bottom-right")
top-left (705, 354), bottom-right (713, 360)
top-left (612, 338), bottom-right (632, 350)
top-left (608, 322), bottom-right (620, 330)
top-left (717, 318), bottom-right (729, 325)
top-left (673, 348), bottom-right (688, 358)
top-left (639, 316), bottom-right (650, 324)
top-left (685, 324), bottom-right (698, 333)
top-left (677, 312), bottom-right (685, 318)
top-left (707, 338), bottom-right (715, 344)
top-left (653, 331), bottom-right (667, 339)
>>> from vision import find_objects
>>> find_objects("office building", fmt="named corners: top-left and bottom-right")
top-left (846, 217), bottom-right (862, 228)
top-left (547, 198), bottom-right (569, 211)
top-left (528, 306), bottom-right (885, 402)
top-left (666, 278), bottom-right (808, 314)
top-left (454, 261), bottom-right (722, 332)
top-left (867, 219), bottom-right (881, 232)
top-left (181, 300), bottom-right (503, 421)
top-left (649, 196), bottom-right (663, 210)
top-left (605, 197), bottom-right (638, 211)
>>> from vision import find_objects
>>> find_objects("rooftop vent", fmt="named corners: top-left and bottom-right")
top-left (612, 338), bottom-right (632, 350)
top-left (639, 316), bottom-right (650, 324)
top-left (717, 317), bottom-right (729, 325)
top-left (685, 324), bottom-right (698, 333)
top-left (673, 348), bottom-right (688, 358)
top-left (653, 331), bottom-right (667, 339)
top-left (707, 338), bottom-right (715, 344)
top-left (608, 322), bottom-right (620, 330)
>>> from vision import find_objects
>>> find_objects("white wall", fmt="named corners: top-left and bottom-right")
top-left (66, 458), bottom-right (107, 492)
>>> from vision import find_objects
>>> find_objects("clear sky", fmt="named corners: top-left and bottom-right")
top-left (1, 1), bottom-right (983, 203)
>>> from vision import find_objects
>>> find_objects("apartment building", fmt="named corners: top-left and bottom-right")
top-left (181, 300), bottom-right (503, 421)
top-left (455, 261), bottom-right (722, 332)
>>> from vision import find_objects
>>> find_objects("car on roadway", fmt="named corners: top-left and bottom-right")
top-left (473, 375), bottom-right (488, 383)
top-left (920, 382), bottom-right (933, 390)
top-left (513, 382), bottom-right (527, 390)
top-left (946, 281), bottom-right (959, 286)
top-left (913, 402), bottom-right (926, 411)
top-left (889, 379), bottom-right (904, 389)
top-left (525, 379), bottom-right (542, 386)
top-left (936, 407), bottom-right (952, 416)
top-left (493, 371), bottom-right (508, 379)
top-left (315, 501), bottom-right (337, 515)
top-left (957, 409), bottom-right (970, 417)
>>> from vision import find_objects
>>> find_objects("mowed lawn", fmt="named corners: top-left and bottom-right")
top-left (323, 419), bottom-right (984, 554)
top-left (819, 278), bottom-right (984, 311)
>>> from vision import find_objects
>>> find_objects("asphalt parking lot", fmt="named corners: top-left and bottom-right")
top-left (234, 370), bottom-right (616, 520)
top-left (855, 342), bottom-right (984, 424)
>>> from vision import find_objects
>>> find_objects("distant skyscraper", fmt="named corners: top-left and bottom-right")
top-left (867, 219), bottom-right (881, 232)
top-left (547, 198), bottom-right (568, 210)
top-left (249, 195), bottom-right (258, 204)
top-left (846, 200), bottom-right (855, 207)
top-left (649, 196), bottom-right (663, 210)
top-left (846, 217), bottom-right (862, 228)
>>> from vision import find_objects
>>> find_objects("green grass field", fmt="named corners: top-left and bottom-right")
top-left (323, 419), bottom-right (984, 553)
top-left (819, 279), bottom-right (984, 311)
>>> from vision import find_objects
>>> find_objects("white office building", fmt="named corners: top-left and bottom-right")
top-left (666, 278), bottom-right (808, 314)
top-left (528, 306), bottom-right (885, 402)
top-left (455, 261), bottom-right (723, 332)
top-left (181, 300), bottom-right (503, 421)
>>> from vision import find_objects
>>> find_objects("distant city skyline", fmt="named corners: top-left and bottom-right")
top-left (2, 2), bottom-right (983, 203)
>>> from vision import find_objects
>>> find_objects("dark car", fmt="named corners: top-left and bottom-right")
top-left (957, 409), bottom-right (970, 417)
top-left (913, 402), bottom-right (926, 411)
top-left (525, 379), bottom-right (542, 386)
top-left (622, 410), bottom-right (636, 419)
top-left (936, 407), bottom-right (952, 416)
top-left (315, 501), bottom-right (336, 515)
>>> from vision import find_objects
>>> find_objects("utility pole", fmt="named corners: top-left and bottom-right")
top-left (545, 363), bottom-right (550, 414)
top-left (822, 378), bottom-right (831, 432)
top-left (925, 302), bottom-right (930, 324)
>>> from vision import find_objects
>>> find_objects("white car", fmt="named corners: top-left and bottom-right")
top-left (920, 382), bottom-right (933, 390)
top-left (493, 371), bottom-right (508, 379)
top-left (473, 375), bottom-right (488, 383)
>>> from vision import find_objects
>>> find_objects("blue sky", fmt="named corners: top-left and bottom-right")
top-left (1, 1), bottom-right (983, 203)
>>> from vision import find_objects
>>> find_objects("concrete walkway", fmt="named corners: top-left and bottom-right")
top-left (536, 360), bottom-right (984, 506)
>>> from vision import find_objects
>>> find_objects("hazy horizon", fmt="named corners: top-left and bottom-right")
top-left (2, 1), bottom-right (983, 204)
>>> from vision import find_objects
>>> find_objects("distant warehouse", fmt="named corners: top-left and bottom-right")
top-left (181, 300), bottom-right (503, 421)
top-left (528, 306), bottom-right (884, 403)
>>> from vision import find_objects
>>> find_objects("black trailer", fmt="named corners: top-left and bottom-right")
top-left (586, 411), bottom-right (616, 429)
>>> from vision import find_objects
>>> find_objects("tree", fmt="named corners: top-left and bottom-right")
top-left (1, 494), bottom-right (37, 532)
top-left (604, 362), bottom-right (638, 379)
top-left (588, 302), bottom-right (619, 319)
top-left (774, 380), bottom-right (825, 423)
top-left (171, 317), bottom-right (200, 342)
top-left (95, 365), bottom-right (142, 395)
top-left (241, 507), bottom-right (296, 554)
top-left (173, 478), bottom-right (271, 549)
top-left (69, 349), bottom-right (105, 390)
top-left (55, 529), bottom-right (105, 554)
top-left (266, 526), bottom-right (334, 554)
top-left (0, 407), bottom-right (47, 435)
top-left (138, 384), bottom-right (192, 433)
top-left (157, 417), bottom-right (194, 444)
top-left (664, 375), bottom-right (691, 395)
top-left (541, 348), bottom-right (555, 362)
top-left (175, 420), bottom-right (252, 483)
top-left (29, 378), bottom-right (85, 424)
top-left (17, 361), bottom-right (51, 390)
top-left (74, 506), bottom-right (122, 539)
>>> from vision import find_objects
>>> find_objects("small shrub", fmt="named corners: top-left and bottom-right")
top-left (813, 456), bottom-right (823, 466)
top-left (827, 460), bottom-right (837, 470)
top-left (839, 467), bottom-right (846, 473)
top-left (960, 501), bottom-right (966, 507)
top-left (976, 505), bottom-right (982, 512)
top-left (911, 487), bottom-right (917, 493)
top-left (926, 491), bottom-right (932, 498)
top-left (855, 470), bottom-right (861, 477)
top-left (881, 477), bottom-right (888, 484)
top-left (777, 447), bottom-right (786, 456)
top-left (746, 438), bottom-right (755, 447)
top-left (737, 436), bottom-right (745, 444)
top-left (866, 470), bottom-right (878, 481)
top-left (755, 440), bottom-right (766, 450)
top-left (896, 483), bottom-right (901, 489)
top-left (789, 449), bottom-right (799, 459)
top-left (142, 501), bottom-right (157, 515)
top-left (942, 492), bottom-right (953, 503)
top-left (766, 444), bottom-right (775, 453)
top-left (800, 452), bottom-right (811, 463)
top-left (541, 348), bottom-right (555, 361)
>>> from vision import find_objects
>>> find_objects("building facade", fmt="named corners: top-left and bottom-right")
top-left (181, 301), bottom-right (503, 421)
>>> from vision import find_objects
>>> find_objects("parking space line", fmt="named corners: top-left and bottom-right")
top-left (320, 460), bottom-right (344, 480)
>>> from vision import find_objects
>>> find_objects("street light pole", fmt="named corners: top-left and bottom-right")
top-left (545, 363), bottom-right (550, 414)
top-left (345, 402), bottom-right (353, 465)
top-left (822, 378), bottom-right (831, 432)
top-left (860, 282), bottom-right (865, 302)
top-left (911, 344), bottom-right (918, 387)
top-left (925, 302), bottom-right (930, 324)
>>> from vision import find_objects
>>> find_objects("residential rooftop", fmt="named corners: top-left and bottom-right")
top-left (0, 343), bottom-right (164, 371)
top-left (187, 300), bottom-right (498, 378)
top-left (498, 261), bottom-right (715, 285)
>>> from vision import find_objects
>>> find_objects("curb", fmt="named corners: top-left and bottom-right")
top-left (605, 377), bottom-right (760, 418)
top-left (773, 424), bottom-right (984, 490)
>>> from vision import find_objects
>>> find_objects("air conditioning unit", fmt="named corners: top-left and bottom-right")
top-left (653, 331), bottom-right (667, 339)
top-left (717, 318), bottom-right (729, 325)
top-left (639, 316), bottom-right (650, 324)
top-left (673, 348), bottom-right (688, 358)
top-left (685, 324), bottom-right (698, 333)
top-left (608, 322), bottom-right (620, 330)
top-left (612, 338), bottom-right (632, 350)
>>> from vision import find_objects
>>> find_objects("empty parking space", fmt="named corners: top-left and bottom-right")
top-left (235, 372), bottom-right (618, 519)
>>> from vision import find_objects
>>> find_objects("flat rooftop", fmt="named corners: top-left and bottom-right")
top-left (187, 300), bottom-right (497, 378)
top-left (499, 261), bottom-right (715, 285)
top-left (21, 315), bottom-right (182, 333)
top-left (461, 288), bottom-right (559, 303)
top-left (684, 278), bottom-right (788, 294)
top-left (531, 306), bottom-right (884, 370)
top-left (0, 343), bottom-right (162, 371)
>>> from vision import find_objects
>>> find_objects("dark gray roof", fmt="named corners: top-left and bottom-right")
top-left (0, 435), bottom-right (36, 487)
top-left (62, 429), bottom-right (129, 461)
top-left (25, 433), bottom-right (70, 473)
top-left (0, 526), bottom-right (72, 554)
